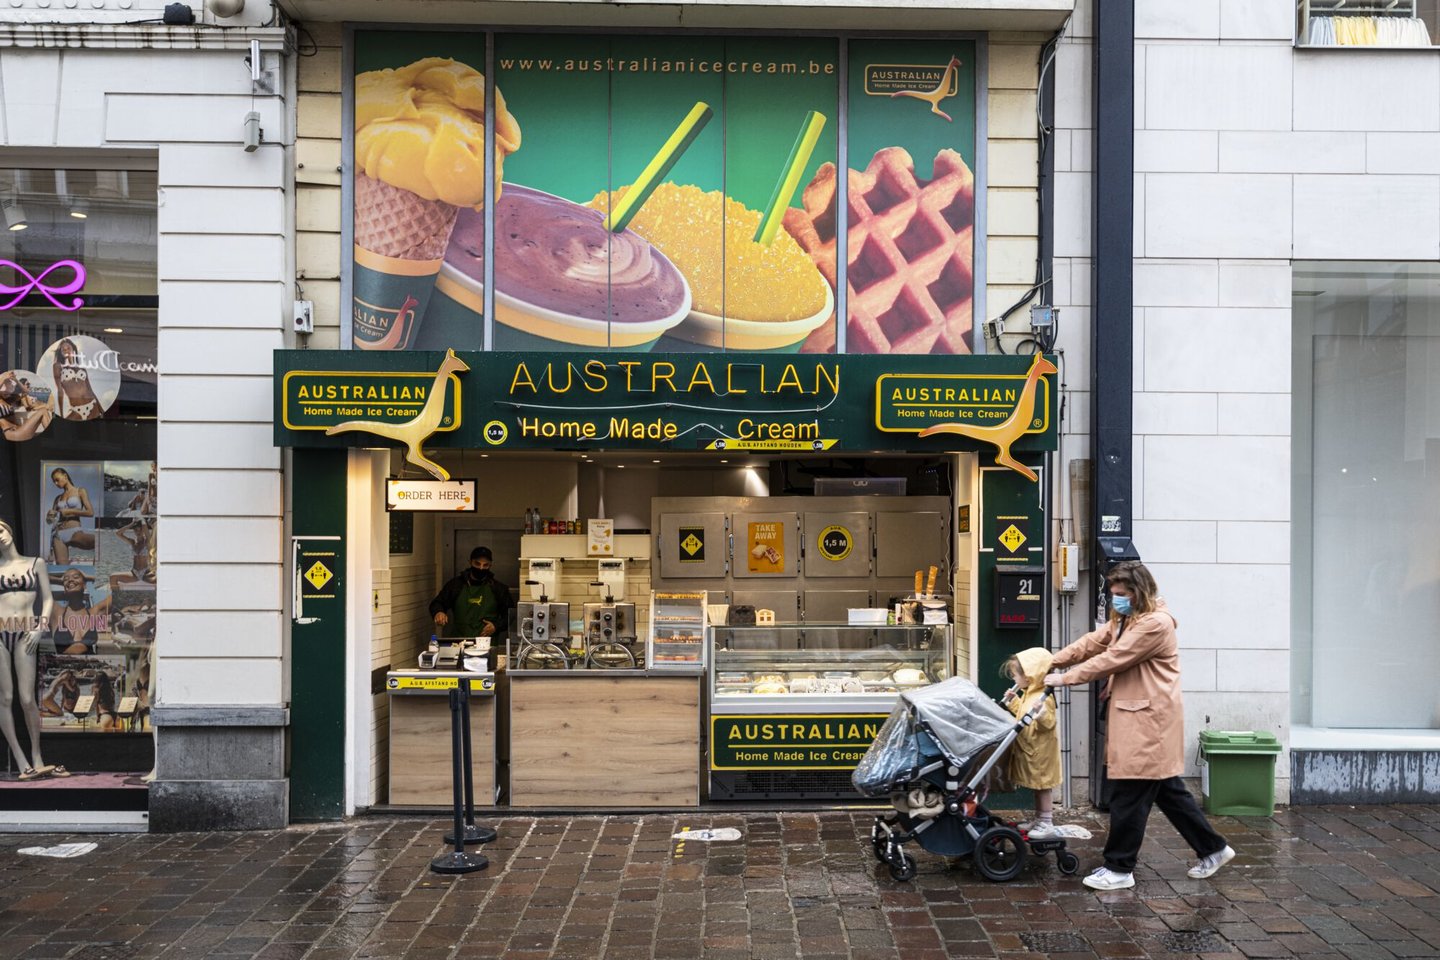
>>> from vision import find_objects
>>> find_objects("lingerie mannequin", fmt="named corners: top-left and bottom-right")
top-left (0, 519), bottom-right (60, 780)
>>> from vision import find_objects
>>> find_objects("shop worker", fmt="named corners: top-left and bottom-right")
top-left (1043, 560), bottom-right (1234, 892)
top-left (430, 546), bottom-right (512, 641)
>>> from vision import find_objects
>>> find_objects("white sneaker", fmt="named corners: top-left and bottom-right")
top-left (1082, 866), bottom-right (1135, 890)
top-left (1187, 845), bottom-right (1235, 879)
top-left (1025, 822), bottom-right (1059, 839)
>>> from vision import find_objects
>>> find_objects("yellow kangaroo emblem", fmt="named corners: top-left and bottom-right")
top-left (918, 352), bottom-right (1056, 482)
top-left (325, 349), bottom-right (469, 481)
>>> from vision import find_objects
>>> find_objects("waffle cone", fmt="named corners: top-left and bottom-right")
top-left (355, 174), bottom-right (459, 262)
top-left (785, 147), bottom-right (975, 354)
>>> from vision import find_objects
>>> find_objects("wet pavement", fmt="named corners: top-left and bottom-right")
top-left (1, 805), bottom-right (1438, 960)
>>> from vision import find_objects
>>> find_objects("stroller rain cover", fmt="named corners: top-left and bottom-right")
top-left (852, 677), bottom-right (1017, 797)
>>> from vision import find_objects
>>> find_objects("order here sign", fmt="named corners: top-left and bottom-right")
top-left (386, 479), bottom-right (477, 512)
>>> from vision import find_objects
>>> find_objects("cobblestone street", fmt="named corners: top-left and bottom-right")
top-left (2, 805), bottom-right (1438, 960)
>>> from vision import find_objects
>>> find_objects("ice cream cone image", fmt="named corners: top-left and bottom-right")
top-left (352, 57), bottom-right (521, 350)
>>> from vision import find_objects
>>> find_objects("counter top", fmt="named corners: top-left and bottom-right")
top-left (507, 666), bottom-right (706, 678)
top-left (385, 669), bottom-right (497, 695)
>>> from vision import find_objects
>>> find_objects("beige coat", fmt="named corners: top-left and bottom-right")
top-left (1051, 601), bottom-right (1185, 780)
top-left (1005, 647), bottom-right (1062, 790)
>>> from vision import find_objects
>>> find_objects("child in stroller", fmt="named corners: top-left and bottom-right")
top-left (853, 676), bottom-right (1080, 882)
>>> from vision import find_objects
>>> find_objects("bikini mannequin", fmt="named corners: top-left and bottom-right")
top-left (0, 519), bottom-right (61, 780)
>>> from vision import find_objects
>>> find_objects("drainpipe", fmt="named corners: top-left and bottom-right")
top-left (1090, 0), bottom-right (1140, 807)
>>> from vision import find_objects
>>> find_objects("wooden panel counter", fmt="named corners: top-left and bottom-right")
top-left (387, 671), bottom-right (497, 807)
top-left (507, 668), bottom-right (703, 807)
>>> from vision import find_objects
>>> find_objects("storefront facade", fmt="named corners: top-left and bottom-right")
top-left (12, 0), bottom-right (1435, 832)
top-left (0, 6), bottom-right (294, 828)
top-left (275, 1), bottom-right (1075, 818)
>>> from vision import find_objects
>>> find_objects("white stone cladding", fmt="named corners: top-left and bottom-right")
top-left (1055, 0), bottom-right (1440, 804)
top-left (0, 25), bottom-right (294, 710)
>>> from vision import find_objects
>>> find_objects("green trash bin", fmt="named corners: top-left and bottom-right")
top-left (1197, 730), bottom-right (1281, 816)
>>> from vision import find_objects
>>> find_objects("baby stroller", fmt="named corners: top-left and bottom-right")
top-left (854, 676), bottom-right (1080, 882)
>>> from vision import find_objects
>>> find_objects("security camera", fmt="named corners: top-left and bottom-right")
top-left (207, 0), bottom-right (244, 16)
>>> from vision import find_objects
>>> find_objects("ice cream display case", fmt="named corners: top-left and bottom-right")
top-left (648, 591), bottom-right (709, 669)
top-left (707, 623), bottom-right (952, 800)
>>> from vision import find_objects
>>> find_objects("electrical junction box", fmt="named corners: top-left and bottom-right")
top-left (995, 565), bottom-right (1045, 628)
top-left (1058, 543), bottom-right (1079, 593)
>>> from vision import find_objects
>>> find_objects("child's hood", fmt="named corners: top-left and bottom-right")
top-left (1015, 647), bottom-right (1054, 694)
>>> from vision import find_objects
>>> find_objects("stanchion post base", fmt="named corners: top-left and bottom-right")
top-left (430, 851), bottom-right (488, 875)
top-left (445, 825), bottom-right (498, 846)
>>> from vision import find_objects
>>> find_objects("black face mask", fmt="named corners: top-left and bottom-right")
top-left (468, 568), bottom-right (493, 584)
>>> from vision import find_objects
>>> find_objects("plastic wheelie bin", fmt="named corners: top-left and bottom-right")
top-left (1197, 730), bottom-right (1281, 816)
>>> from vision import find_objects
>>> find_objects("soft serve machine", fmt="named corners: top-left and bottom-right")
top-left (582, 559), bottom-right (639, 667)
top-left (518, 557), bottom-right (570, 650)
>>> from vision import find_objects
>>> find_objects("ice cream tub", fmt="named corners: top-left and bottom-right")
top-left (483, 185), bottom-right (691, 351)
top-left (671, 282), bottom-right (834, 352)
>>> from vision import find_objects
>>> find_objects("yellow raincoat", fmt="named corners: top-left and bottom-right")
top-left (1005, 647), bottom-right (1062, 790)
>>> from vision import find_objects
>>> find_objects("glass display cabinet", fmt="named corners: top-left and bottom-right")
top-left (707, 623), bottom-right (952, 800)
top-left (648, 591), bottom-right (709, 669)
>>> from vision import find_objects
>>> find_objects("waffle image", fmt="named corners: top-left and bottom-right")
top-left (784, 147), bottom-right (975, 354)
top-left (355, 174), bottom-right (459, 261)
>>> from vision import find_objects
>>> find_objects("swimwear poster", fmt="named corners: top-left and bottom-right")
top-left (349, 33), bottom-right (978, 355)
top-left (35, 459), bottom-right (155, 734)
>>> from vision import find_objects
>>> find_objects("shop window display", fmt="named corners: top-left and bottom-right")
top-left (0, 164), bottom-right (156, 780)
top-left (1293, 262), bottom-right (1440, 731)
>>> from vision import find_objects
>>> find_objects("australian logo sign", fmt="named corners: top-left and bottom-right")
top-left (274, 351), bottom-right (1056, 457)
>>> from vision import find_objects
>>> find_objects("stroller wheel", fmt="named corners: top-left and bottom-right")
top-left (974, 825), bottom-right (1026, 882)
top-left (888, 852), bottom-right (917, 882)
top-left (1057, 851), bottom-right (1080, 875)
top-left (872, 835), bottom-right (888, 863)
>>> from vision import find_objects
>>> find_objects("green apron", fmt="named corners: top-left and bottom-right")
top-left (448, 578), bottom-right (500, 638)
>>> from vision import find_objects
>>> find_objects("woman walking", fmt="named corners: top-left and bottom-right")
top-left (1044, 561), bottom-right (1235, 890)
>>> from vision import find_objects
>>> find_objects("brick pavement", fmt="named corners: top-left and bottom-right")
top-left (1, 805), bottom-right (1437, 960)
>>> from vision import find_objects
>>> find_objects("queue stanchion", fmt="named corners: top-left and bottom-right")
top-left (445, 671), bottom-right (497, 846)
top-left (430, 684), bottom-right (487, 875)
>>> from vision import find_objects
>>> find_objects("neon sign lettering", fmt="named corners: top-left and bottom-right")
top-left (0, 259), bottom-right (86, 311)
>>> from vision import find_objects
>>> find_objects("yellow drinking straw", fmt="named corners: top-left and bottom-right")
top-left (604, 101), bottom-right (714, 233)
top-left (753, 110), bottom-right (827, 245)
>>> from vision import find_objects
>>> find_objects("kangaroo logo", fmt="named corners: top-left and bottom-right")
top-left (890, 56), bottom-right (963, 122)
top-left (917, 352), bottom-right (1056, 482)
top-left (325, 349), bottom-right (469, 481)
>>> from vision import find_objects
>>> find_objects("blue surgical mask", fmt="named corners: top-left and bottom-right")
top-left (1111, 595), bottom-right (1132, 616)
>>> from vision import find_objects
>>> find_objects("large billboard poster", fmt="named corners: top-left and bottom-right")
top-left (350, 33), bottom-right (977, 355)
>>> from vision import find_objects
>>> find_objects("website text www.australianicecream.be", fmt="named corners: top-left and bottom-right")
top-left (499, 56), bottom-right (836, 75)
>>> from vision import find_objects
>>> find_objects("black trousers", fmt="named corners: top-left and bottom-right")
top-left (1103, 776), bottom-right (1227, 873)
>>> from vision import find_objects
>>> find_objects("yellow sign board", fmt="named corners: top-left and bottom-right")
top-left (304, 561), bottom-right (334, 590)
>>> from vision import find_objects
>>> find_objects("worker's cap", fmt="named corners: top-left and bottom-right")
top-left (470, 546), bottom-right (493, 562)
